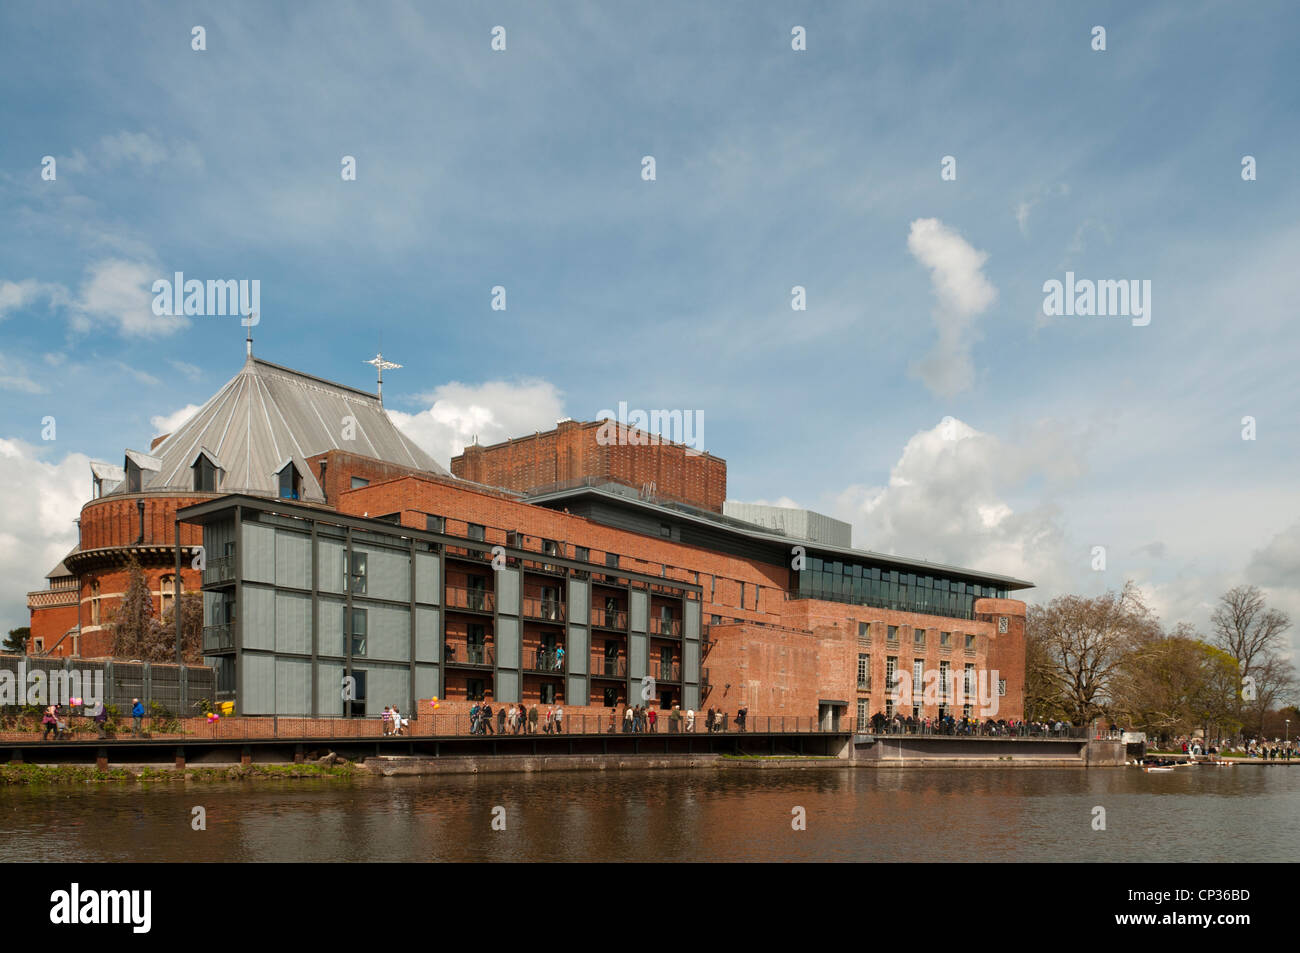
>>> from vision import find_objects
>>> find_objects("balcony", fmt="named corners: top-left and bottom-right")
top-left (526, 649), bottom-right (565, 674)
top-left (203, 623), bottom-right (233, 652)
top-left (202, 554), bottom-right (235, 587)
top-left (649, 616), bottom-right (681, 638)
top-left (445, 643), bottom-right (496, 668)
top-left (445, 585), bottom-right (495, 614)
top-left (648, 659), bottom-right (681, 682)
top-left (591, 607), bottom-right (627, 630)
top-left (522, 598), bottom-right (565, 623)
top-left (591, 656), bottom-right (627, 678)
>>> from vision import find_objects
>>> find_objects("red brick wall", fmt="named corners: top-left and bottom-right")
top-left (78, 494), bottom-right (208, 551)
top-left (451, 419), bottom-right (727, 512)
top-left (306, 450), bottom-right (437, 506)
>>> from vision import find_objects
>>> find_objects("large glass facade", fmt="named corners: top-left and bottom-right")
top-left (793, 556), bottom-right (1008, 620)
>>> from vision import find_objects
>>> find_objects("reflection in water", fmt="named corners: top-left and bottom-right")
top-left (1, 767), bottom-right (1297, 862)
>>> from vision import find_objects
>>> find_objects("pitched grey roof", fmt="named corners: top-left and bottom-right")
top-left (108, 355), bottom-right (446, 501)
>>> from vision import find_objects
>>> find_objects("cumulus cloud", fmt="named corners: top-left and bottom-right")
top-left (0, 278), bottom-right (67, 321)
top-left (0, 439), bottom-right (89, 631)
top-left (72, 259), bottom-right (188, 337)
top-left (389, 379), bottom-right (566, 469)
top-left (906, 218), bottom-right (997, 396)
top-left (832, 416), bottom-right (1072, 590)
top-left (150, 403), bottom-right (204, 437)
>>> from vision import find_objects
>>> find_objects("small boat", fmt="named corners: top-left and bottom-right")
top-left (1144, 765), bottom-right (1175, 772)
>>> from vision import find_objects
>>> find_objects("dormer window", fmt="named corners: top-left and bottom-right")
top-left (123, 450), bottom-right (161, 495)
top-left (191, 450), bottom-right (221, 492)
top-left (126, 461), bottom-right (143, 493)
top-left (277, 460), bottom-right (302, 500)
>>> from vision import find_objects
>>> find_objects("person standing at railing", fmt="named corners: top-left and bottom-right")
top-left (648, 707), bottom-right (657, 733)
top-left (737, 705), bottom-right (747, 732)
top-left (555, 644), bottom-right (565, 670)
top-left (131, 698), bottom-right (145, 736)
top-left (554, 704), bottom-right (564, 734)
top-left (686, 708), bottom-right (695, 732)
top-left (624, 705), bottom-right (633, 733)
top-left (528, 703), bottom-right (538, 734)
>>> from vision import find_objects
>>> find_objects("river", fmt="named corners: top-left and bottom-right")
top-left (2, 765), bottom-right (1296, 862)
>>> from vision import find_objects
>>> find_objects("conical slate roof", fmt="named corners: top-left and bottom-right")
top-left (107, 355), bottom-right (446, 501)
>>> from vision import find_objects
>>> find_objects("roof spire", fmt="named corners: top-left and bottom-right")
top-left (364, 352), bottom-right (402, 404)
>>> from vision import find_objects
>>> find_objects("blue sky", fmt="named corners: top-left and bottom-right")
top-left (3, 1), bottom-right (1299, 651)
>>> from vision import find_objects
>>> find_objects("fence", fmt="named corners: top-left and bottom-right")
top-left (0, 655), bottom-right (215, 717)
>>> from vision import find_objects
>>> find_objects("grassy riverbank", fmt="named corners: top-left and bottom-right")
top-left (0, 762), bottom-right (360, 785)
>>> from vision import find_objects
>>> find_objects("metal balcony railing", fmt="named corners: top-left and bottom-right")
top-left (203, 623), bottom-right (233, 652)
top-left (649, 659), bottom-right (681, 681)
top-left (591, 607), bottom-right (628, 629)
top-left (591, 656), bottom-right (627, 678)
top-left (528, 649), bottom-right (565, 674)
top-left (202, 555), bottom-right (235, 586)
top-left (444, 643), bottom-right (496, 667)
top-left (649, 617), bottom-right (681, 637)
top-left (522, 598), bottom-right (565, 623)
top-left (445, 585), bottom-right (495, 613)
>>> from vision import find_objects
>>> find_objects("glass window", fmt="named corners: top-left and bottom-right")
top-left (345, 551), bottom-right (367, 594)
top-left (278, 464), bottom-right (300, 500)
top-left (575, 546), bottom-right (589, 562)
top-left (350, 476), bottom-right (370, 489)
top-left (426, 514), bottom-right (445, 533)
top-left (606, 552), bottom-right (619, 568)
top-left (887, 625), bottom-right (898, 642)
top-left (350, 608), bottom-right (367, 656)
top-left (467, 523), bottom-right (485, 542)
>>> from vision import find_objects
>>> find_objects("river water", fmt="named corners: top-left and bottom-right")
top-left (2, 765), bottom-right (1296, 862)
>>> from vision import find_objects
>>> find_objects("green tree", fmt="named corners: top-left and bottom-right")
top-left (3, 627), bottom-right (30, 654)
top-left (1211, 585), bottom-right (1297, 738)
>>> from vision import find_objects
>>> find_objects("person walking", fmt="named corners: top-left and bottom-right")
top-left (392, 705), bottom-right (404, 737)
top-left (482, 702), bottom-right (494, 735)
top-left (131, 698), bottom-right (145, 736)
top-left (93, 703), bottom-right (109, 739)
top-left (554, 704), bottom-right (564, 734)
top-left (669, 704), bottom-right (680, 733)
top-left (497, 705), bottom-right (506, 735)
top-left (42, 705), bottom-right (58, 741)
top-left (686, 708), bottom-right (695, 732)
top-left (529, 704), bottom-right (539, 734)
top-left (382, 705), bottom-right (392, 736)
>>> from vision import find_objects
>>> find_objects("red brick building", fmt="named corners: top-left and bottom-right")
top-left (452, 418), bottom-right (726, 513)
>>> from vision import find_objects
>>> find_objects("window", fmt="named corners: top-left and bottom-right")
top-left (886, 656), bottom-right (897, 696)
top-left (887, 625), bottom-right (898, 643)
top-left (965, 633), bottom-right (976, 651)
top-left (126, 462), bottom-right (142, 494)
top-left (278, 462), bottom-right (301, 500)
top-left (424, 514), bottom-right (445, 533)
top-left (575, 546), bottom-right (589, 562)
top-left (467, 523), bottom-right (485, 542)
top-left (350, 608), bottom-right (367, 656)
top-left (603, 687), bottom-right (617, 707)
top-left (540, 683), bottom-right (557, 704)
top-left (33, 637), bottom-right (44, 652)
top-left (739, 582), bottom-right (746, 608)
top-left (939, 660), bottom-right (951, 701)
top-left (660, 523), bottom-right (671, 538)
top-left (858, 621), bottom-right (870, 639)
top-left (710, 614), bottom-right (721, 624)
top-left (466, 678), bottom-right (485, 701)
top-left (914, 627), bottom-right (926, 647)
top-left (193, 456), bottom-right (218, 492)
top-left (345, 551), bottom-right (367, 594)
top-left (467, 624), bottom-right (486, 664)
top-left (913, 659), bottom-right (924, 697)
top-left (160, 574), bottom-right (178, 615)
top-left (964, 663), bottom-right (975, 699)
top-left (857, 698), bottom-right (867, 727)
top-left (998, 679), bottom-right (1007, 697)
top-left (467, 576), bottom-right (487, 611)
top-left (605, 552), bottom-right (619, 568)
top-left (350, 476), bottom-right (370, 490)
top-left (346, 669), bottom-right (366, 717)
top-left (857, 654), bottom-right (870, 690)
top-left (940, 631), bottom-right (952, 647)
top-left (90, 581), bottom-right (101, 625)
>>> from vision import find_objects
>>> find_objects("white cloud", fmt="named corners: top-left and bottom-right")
top-left (906, 218), bottom-right (997, 396)
top-left (150, 403), bottom-right (204, 437)
top-left (0, 439), bottom-right (89, 631)
top-left (832, 416), bottom-right (1071, 590)
top-left (0, 278), bottom-right (67, 321)
top-left (389, 379), bottom-right (566, 469)
top-left (99, 132), bottom-right (168, 168)
top-left (0, 354), bottom-right (45, 394)
top-left (73, 259), bottom-right (187, 337)
top-left (731, 496), bottom-right (802, 510)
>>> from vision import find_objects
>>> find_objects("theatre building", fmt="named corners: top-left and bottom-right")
top-left (179, 422), bottom-right (1032, 727)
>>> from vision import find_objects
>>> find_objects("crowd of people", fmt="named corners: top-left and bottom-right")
top-left (1169, 735), bottom-right (1298, 760)
top-left (868, 711), bottom-right (1076, 737)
